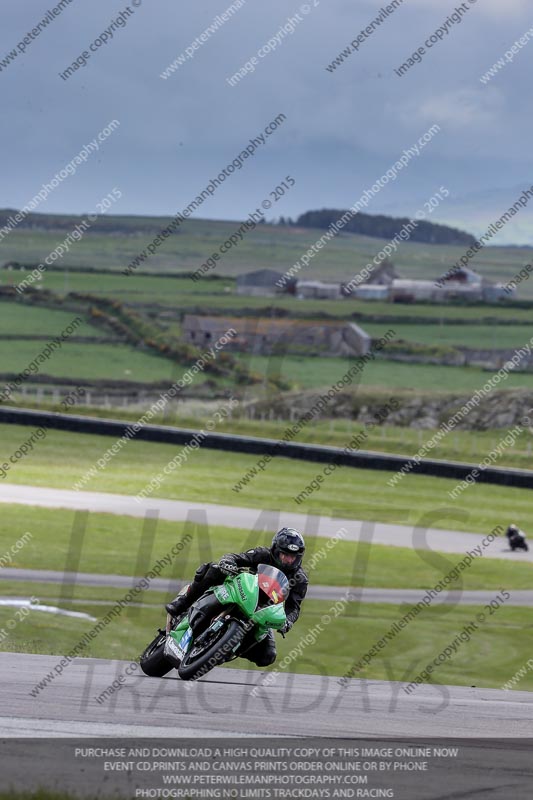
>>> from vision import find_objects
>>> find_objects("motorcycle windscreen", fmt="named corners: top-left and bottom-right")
top-left (257, 563), bottom-right (290, 604)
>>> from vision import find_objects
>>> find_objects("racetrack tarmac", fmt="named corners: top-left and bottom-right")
top-left (4, 652), bottom-right (533, 739)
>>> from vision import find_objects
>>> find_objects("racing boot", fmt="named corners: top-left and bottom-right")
top-left (165, 587), bottom-right (192, 618)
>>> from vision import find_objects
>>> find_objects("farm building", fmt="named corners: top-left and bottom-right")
top-left (182, 315), bottom-right (371, 357)
top-left (390, 280), bottom-right (439, 303)
top-left (296, 280), bottom-right (341, 300)
top-left (353, 284), bottom-right (390, 301)
top-left (438, 266), bottom-right (482, 287)
top-left (389, 267), bottom-right (510, 303)
top-left (236, 269), bottom-right (288, 296)
top-left (365, 259), bottom-right (400, 285)
top-left (341, 259), bottom-right (401, 297)
top-left (436, 267), bottom-right (509, 301)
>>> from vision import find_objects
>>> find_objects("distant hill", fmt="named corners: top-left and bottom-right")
top-left (296, 209), bottom-right (476, 246)
top-left (0, 209), bottom-right (173, 236)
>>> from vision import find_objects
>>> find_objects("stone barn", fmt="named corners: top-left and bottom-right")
top-left (182, 315), bottom-right (371, 357)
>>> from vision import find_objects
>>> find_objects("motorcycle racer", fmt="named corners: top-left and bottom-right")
top-left (165, 528), bottom-right (308, 667)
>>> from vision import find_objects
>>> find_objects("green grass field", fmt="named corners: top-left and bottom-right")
top-left (236, 352), bottom-right (533, 392)
top-left (3, 297), bottom-right (533, 392)
top-left (363, 321), bottom-right (533, 349)
top-left (4, 268), bottom-right (533, 320)
top-left (0, 301), bottom-right (107, 339)
top-left (1, 505), bottom-right (531, 589)
top-left (2, 216), bottom-right (533, 296)
top-left (0, 339), bottom-right (179, 383)
top-left (3, 274), bottom-right (533, 421)
top-left (1, 424), bottom-right (532, 535)
top-left (2, 214), bottom-right (532, 698)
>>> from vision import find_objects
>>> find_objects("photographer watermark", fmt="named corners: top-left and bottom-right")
top-left (293, 398), bottom-right (399, 505)
top-left (502, 263), bottom-right (533, 296)
top-left (436, 187), bottom-right (533, 286)
top-left (160, 0), bottom-right (247, 80)
top-left (344, 187), bottom-right (449, 292)
top-left (0, 388), bottom-right (86, 480)
top-left (276, 125), bottom-right (440, 289)
top-left (0, 532), bottom-right (33, 569)
top-left (388, 338), bottom-right (533, 487)
top-left (0, 0), bottom-right (76, 76)
top-left (123, 114), bottom-right (286, 276)
top-left (0, 317), bottom-right (83, 405)
top-left (59, 3), bottom-right (142, 81)
top-left (0, 121), bottom-right (120, 243)
top-left (502, 657), bottom-right (533, 691)
top-left (29, 531), bottom-right (193, 698)
top-left (395, 1), bottom-right (478, 78)
top-left (15, 189), bottom-right (122, 293)
top-left (232, 331), bottom-right (396, 493)
top-left (72, 329), bottom-right (237, 491)
top-left (448, 423), bottom-right (526, 500)
top-left (326, 0), bottom-right (405, 73)
top-left (191, 177), bottom-right (295, 281)
top-left (227, 3), bottom-right (319, 87)
top-left (480, 24), bottom-right (533, 84)
top-left (338, 523), bottom-right (503, 688)
top-left (403, 589), bottom-right (510, 694)
top-left (134, 397), bottom-right (239, 502)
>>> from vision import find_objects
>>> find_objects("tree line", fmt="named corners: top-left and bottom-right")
top-left (294, 209), bottom-right (476, 246)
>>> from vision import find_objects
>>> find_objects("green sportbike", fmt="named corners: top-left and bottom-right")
top-left (139, 564), bottom-right (289, 681)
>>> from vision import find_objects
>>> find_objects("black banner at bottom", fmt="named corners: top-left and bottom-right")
top-left (1, 738), bottom-right (532, 799)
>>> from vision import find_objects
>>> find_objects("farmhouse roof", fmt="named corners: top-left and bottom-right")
top-left (236, 269), bottom-right (284, 286)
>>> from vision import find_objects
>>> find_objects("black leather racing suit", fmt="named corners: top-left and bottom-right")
top-left (174, 546), bottom-right (308, 667)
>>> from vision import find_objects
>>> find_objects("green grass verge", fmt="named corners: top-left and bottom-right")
top-left (2, 424), bottom-right (532, 535)
top-left (298, 600), bottom-right (533, 691)
top-left (236, 352), bottom-right (533, 392)
top-left (1, 506), bottom-right (532, 591)
top-left (1, 599), bottom-right (530, 692)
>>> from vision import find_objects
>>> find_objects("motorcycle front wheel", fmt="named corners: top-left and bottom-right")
top-left (140, 630), bottom-right (174, 677)
top-left (178, 619), bottom-right (245, 681)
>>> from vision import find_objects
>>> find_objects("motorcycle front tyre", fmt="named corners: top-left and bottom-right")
top-left (178, 619), bottom-right (245, 681)
top-left (140, 631), bottom-right (174, 677)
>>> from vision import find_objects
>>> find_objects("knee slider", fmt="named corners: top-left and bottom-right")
top-left (255, 651), bottom-right (276, 667)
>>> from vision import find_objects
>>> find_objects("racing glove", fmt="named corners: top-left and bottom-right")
top-left (218, 555), bottom-right (239, 575)
top-left (280, 619), bottom-right (293, 635)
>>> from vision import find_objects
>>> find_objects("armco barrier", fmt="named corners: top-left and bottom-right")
top-left (1, 406), bottom-right (533, 489)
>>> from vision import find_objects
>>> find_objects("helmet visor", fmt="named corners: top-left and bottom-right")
top-left (278, 551), bottom-right (298, 567)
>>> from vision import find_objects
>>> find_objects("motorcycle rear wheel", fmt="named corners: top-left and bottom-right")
top-left (178, 619), bottom-right (244, 681)
top-left (140, 631), bottom-right (174, 677)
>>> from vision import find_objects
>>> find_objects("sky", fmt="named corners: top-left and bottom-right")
top-left (2, 0), bottom-right (533, 243)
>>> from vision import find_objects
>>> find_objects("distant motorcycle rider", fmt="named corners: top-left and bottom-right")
top-left (165, 528), bottom-right (308, 667)
top-left (506, 523), bottom-right (529, 551)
